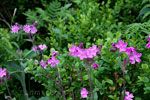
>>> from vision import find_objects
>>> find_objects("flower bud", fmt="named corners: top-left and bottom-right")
top-left (79, 43), bottom-right (83, 48)
top-left (109, 49), bottom-right (117, 52)
top-left (33, 21), bottom-right (38, 27)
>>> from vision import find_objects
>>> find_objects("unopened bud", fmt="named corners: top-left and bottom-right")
top-left (109, 49), bottom-right (117, 52)
top-left (33, 21), bottom-right (38, 27)
top-left (79, 43), bottom-right (83, 48)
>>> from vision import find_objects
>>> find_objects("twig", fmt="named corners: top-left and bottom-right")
top-left (10, 8), bottom-right (17, 26)
top-left (0, 13), bottom-right (11, 28)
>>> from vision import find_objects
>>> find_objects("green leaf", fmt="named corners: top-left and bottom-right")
top-left (11, 42), bottom-right (20, 49)
top-left (52, 28), bottom-right (62, 35)
top-left (144, 87), bottom-right (150, 94)
top-left (138, 76), bottom-right (149, 83)
top-left (29, 96), bottom-right (38, 100)
top-left (12, 98), bottom-right (17, 100)
top-left (23, 49), bottom-right (37, 59)
top-left (4, 47), bottom-right (18, 58)
top-left (135, 97), bottom-right (142, 100)
top-left (143, 11), bottom-right (150, 19)
top-left (83, 75), bottom-right (88, 80)
top-left (105, 78), bottom-right (113, 85)
top-left (142, 64), bottom-right (148, 70)
top-left (101, 56), bottom-right (110, 63)
top-left (63, 3), bottom-right (72, 9)
top-left (39, 97), bottom-right (49, 100)
top-left (95, 79), bottom-right (102, 88)
top-left (94, 92), bottom-right (98, 100)
top-left (139, 8), bottom-right (150, 16)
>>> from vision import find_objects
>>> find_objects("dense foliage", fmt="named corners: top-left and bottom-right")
top-left (1, 0), bottom-right (150, 100)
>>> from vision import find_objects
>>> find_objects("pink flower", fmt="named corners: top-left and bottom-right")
top-left (47, 56), bottom-right (59, 67)
top-left (30, 26), bottom-right (37, 34)
top-left (32, 45), bottom-right (38, 52)
top-left (40, 60), bottom-right (46, 69)
top-left (115, 40), bottom-right (128, 52)
top-left (129, 51), bottom-right (142, 64)
top-left (85, 45), bottom-right (99, 59)
top-left (23, 25), bottom-right (31, 33)
top-left (147, 34), bottom-right (150, 41)
top-left (93, 63), bottom-right (99, 69)
top-left (69, 45), bottom-right (80, 57)
top-left (69, 44), bottom-right (101, 60)
top-left (124, 47), bottom-right (135, 55)
top-left (87, 45), bottom-right (98, 58)
top-left (38, 44), bottom-right (47, 51)
top-left (147, 38), bottom-right (150, 42)
top-left (81, 88), bottom-right (88, 98)
top-left (146, 42), bottom-right (150, 48)
top-left (11, 23), bottom-right (20, 33)
top-left (0, 68), bottom-right (6, 78)
top-left (124, 91), bottom-right (134, 100)
top-left (78, 49), bottom-right (87, 60)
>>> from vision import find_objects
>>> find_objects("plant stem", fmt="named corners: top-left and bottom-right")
top-left (10, 8), bottom-right (17, 26)
top-left (118, 51), bottom-right (126, 100)
top-left (123, 71), bottom-right (126, 99)
top-left (56, 66), bottom-right (66, 100)
top-left (70, 75), bottom-right (75, 100)
top-left (87, 63), bottom-right (94, 100)
top-left (5, 78), bottom-right (11, 97)
top-left (22, 71), bottom-right (29, 100)
top-left (43, 68), bottom-right (55, 81)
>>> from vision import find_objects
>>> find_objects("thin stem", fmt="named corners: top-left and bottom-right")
top-left (10, 8), bottom-right (17, 26)
top-left (123, 71), bottom-right (126, 99)
top-left (0, 13), bottom-right (11, 28)
top-left (28, 35), bottom-right (41, 62)
top-left (56, 66), bottom-right (66, 100)
top-left (5, 78), bottom-right (11, 97)
top-left (87, 63), bottom-right (94, 100)
top-left (43, 68), bottom-right (55, 81)
top-left (118, 51), bottom-right (126, 100)
top-left (78, 68), bottom-right (83, 85)
top-left (70, 75), bottom-right (75, 100)
top-left (22, 71), bottom-right (29, 100)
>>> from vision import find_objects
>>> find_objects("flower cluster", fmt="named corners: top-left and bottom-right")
top-left (11, 23), bottom-right (20, 33)
top-left (0, 68), bottom-right (10, 82)
top-left (124, 91), bottom-right (134, 100)
top-left (23, 21), bottom-right (37, 34)
top-left (40, 60), bottom-right (47, 69)
top-left (81, 88), bottom-right (88, 98)
top-left (69, 44), bottom-right (102, 60)
top-left (11, 21), bottom-right (37, 34)
top-left (40, 52), bottom-right (59, 68)
top-left (113, 40), bottom-right (142, 64)
top-left (115, 40), bottom-right (128, 52)
top-left (146, 34), bottom-right (150, 48)
top-left (32, 44), bottom-right (47, 52)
